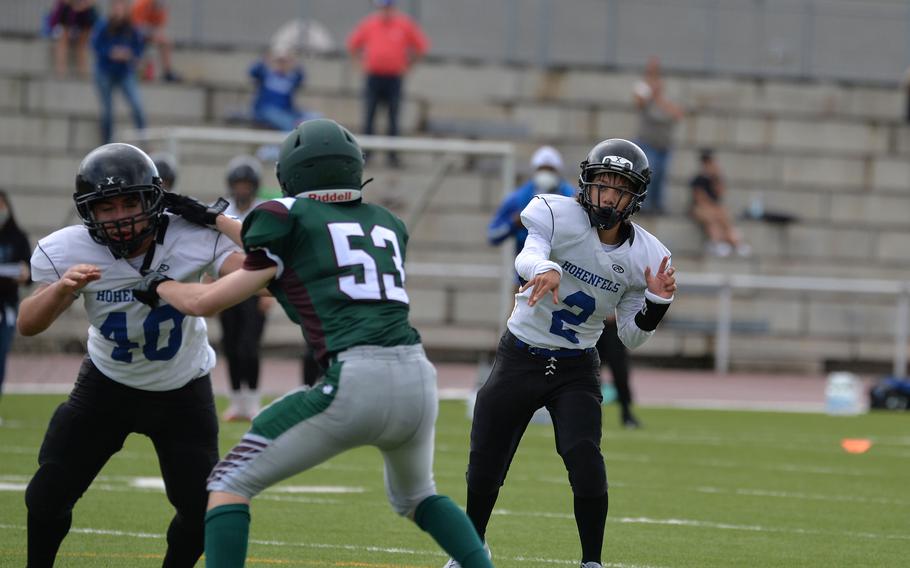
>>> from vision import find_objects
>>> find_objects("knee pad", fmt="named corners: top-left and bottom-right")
top-left (562, 440), bottom-right (607, 498)
top-left (25, 464), bottom-right (77, 520)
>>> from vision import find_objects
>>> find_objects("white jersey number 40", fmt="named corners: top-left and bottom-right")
top-left (99, 304), bottom-right (185, 363)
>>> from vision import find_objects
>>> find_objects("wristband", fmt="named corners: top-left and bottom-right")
top-left (634, 298), bottom-right (670, 331)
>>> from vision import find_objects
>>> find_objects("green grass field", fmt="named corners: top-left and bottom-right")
top-left (1, 394), bottom-right (908, 567)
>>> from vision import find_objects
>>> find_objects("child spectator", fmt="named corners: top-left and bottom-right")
top-left (248, 47), bottom-right (320, 131)
top-left (48, 0), bottom-right (98, 78)
top-left (689, 149), bottom-right (751, 257)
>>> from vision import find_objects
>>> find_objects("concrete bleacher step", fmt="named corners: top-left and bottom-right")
top-left (2, 33), bottom-right (907, 123)
top-left (4, 32), bottom-right (910, 370)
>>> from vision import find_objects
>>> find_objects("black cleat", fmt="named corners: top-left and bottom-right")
top-left (622, 414), bottom-right (642, 429)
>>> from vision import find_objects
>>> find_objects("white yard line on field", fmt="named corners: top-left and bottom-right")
top-left (2, 472), bottom-right (904, 508)
top-left (694, 485), bottom-right (910, 506)
top-left (494, 509), bottom-right (910, 541)
top-left (0, 523), bottom-right (665, 567)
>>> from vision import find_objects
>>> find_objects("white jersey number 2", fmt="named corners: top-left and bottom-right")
top-left (328, 222), bottom-right (409, 304)
top-left (99, 304), bottom-right (185, 363)
top-left (549, 290), bottom-right (596, 344)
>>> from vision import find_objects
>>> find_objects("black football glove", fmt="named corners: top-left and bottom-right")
top-left (133, 271), bottom-right (173, 308)
top-left (162, 193), bottom-right (229, 228)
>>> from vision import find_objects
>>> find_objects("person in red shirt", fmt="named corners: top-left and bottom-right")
top-left (347, 0), bottom-right (429, 167)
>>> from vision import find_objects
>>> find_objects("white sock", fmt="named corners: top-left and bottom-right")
top-left (244, 389), bottom-right (261, 417)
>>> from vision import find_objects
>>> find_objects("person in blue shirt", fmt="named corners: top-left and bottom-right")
top-left (249, 47), bottom-right (321, 131)
top-left (91, 0), bottom-right (146, 143)
top-left (487, 146), bottom-right (576, 258)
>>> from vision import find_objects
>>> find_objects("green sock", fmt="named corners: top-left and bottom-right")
top-left (204, 504), bottom-right (251, 568)
top-left (414, 495), bottom-right (492, 568)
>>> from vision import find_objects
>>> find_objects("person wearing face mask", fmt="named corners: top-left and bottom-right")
top-left (487, 146), bottom-right (576, 261)
top-left (0, 190), bottom-right (30, 426)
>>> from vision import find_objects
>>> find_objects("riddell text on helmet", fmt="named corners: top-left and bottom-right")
top-left (303, 190), bottom-right (361, 202)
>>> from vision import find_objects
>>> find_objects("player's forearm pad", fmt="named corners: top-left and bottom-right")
top-left (634, 299), bottom-right (670, 332)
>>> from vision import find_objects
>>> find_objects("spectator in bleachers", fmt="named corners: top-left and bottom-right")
top-left (91, 0), bottom-right (146, 143)
top-left (902, 65), bottom-right (910, 124)
top-left (218, 156), bottom-right (274, 421)
top-left (249, 46), bottom-right (320, 132)
top-left (689, 149), bottom-right (751, 257)
top-left (347, 0), bottom-right (430, 167)
top-left (487, 146), bottom-right (575, 259)
top-left (48, 0), bottom-right (98, 78)
top-left (633, 56), bottom-right (683, 215)
top-left (130, 0), bottom-right (180, 82)
top-left (0, 190), bottom-right (31, 426)
top-left (150, 151), bottom-right (178, 191)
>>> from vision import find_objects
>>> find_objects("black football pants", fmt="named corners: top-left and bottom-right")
top-left (219, 295), bottom-right (266, 391)
top-left (24, 356), bottom-right (219, 568)
top-left (596, 320), bottom-right (633, 416)
top-left (467, 331), bottom-right (606, 497)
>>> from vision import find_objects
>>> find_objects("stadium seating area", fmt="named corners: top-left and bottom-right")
top-left (3, 33), bottom-right (909, 372)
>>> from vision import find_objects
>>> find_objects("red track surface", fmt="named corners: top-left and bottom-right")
top-left (5, 353), bottom-right (871, 413)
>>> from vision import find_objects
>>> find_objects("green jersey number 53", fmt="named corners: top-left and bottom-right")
top-left (328, 222), bottom-right (410, 304)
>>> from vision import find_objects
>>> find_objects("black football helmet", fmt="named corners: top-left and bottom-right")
top-left (74, 143), bottom-right (165, 258)
top-left (150, 152), bottom-right (178, 191)
top-left (578, 138), bottom-right (650, 230)
top-left (225, 155), bottom-right (262, 194)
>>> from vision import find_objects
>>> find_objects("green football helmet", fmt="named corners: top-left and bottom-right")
top-left (276, 119), bottom-right (365, 201)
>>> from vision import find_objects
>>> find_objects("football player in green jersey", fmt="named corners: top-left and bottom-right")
top-left (135, 119), bottom-right (494, 568)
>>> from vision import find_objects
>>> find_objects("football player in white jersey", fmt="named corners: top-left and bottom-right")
top-left (445, 139), bottom-right (676, 568)
top-left (18, 143), bottom-right (244, 568)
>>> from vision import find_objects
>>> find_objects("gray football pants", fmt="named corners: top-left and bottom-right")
top-left (207, 344), bottom-right (439, 516)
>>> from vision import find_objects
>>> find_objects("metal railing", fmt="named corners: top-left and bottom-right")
top-left (123, 126), bottom-right (518, 338)
top-left (123, 127), bottom-right (910, 377)
top-left (404, 264), bottom-right (910, 376)
top-left (680, 273), bottom-right (910, 376)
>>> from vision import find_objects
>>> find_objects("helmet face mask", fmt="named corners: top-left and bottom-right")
top-left (579, 174), bottom-right (643, 230)
top-left (577, 139), bottom-right (650, 230)
top-left (74, 143), bottom-right (165, 257)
